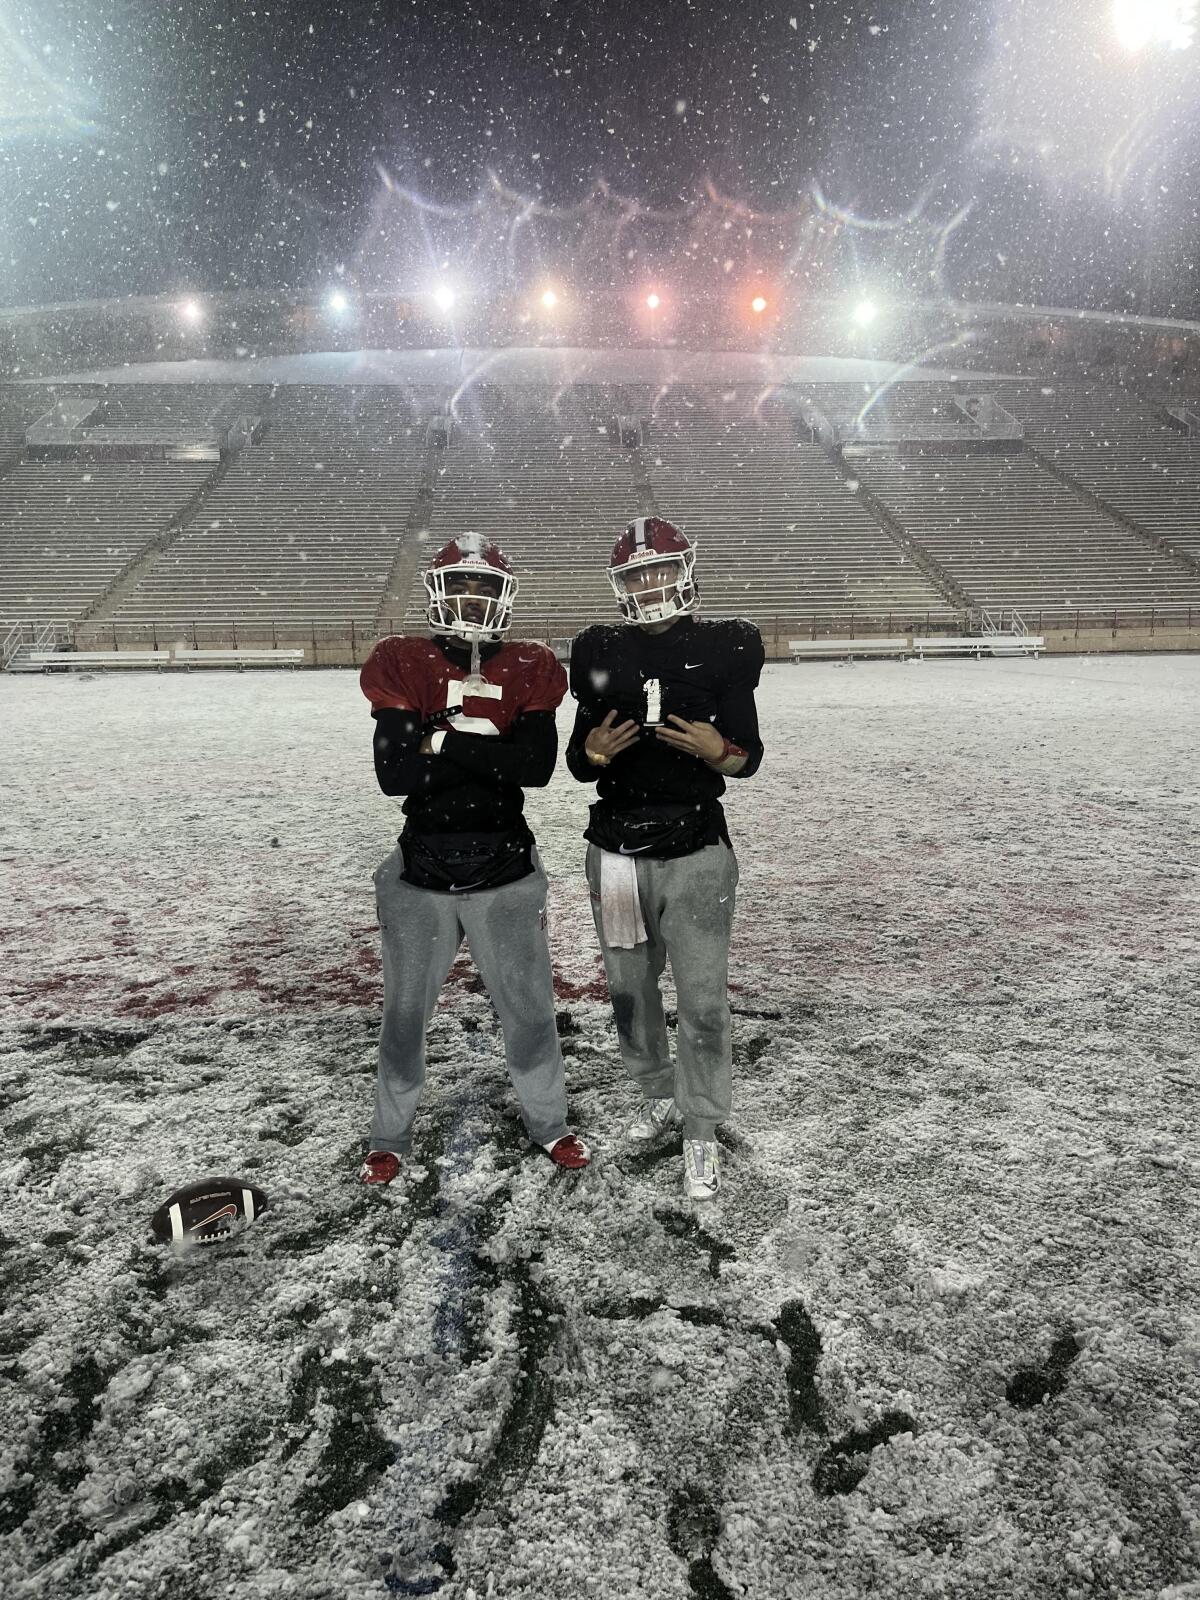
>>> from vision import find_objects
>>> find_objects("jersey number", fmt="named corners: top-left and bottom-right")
top-left (445, 675), bottom-right (503, 736)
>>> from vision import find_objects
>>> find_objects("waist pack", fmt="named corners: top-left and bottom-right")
top-left (585, 800), bottom-right (725, 861)
top-left (399, 825), bottom-right (535, 893)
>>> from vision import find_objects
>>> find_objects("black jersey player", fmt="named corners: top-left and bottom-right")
top-left (566, 518), bottom-right (763, 1199)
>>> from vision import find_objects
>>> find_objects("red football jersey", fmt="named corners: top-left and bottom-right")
top-left (359, 636), bottom-right (566, 732)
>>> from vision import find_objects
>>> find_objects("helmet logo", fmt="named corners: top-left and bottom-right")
top-left (424, 536), bottom-right (518, 641)
top-left (608, 519), bottom-right (698, 625)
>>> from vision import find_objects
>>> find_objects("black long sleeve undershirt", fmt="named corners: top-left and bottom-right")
top-left (372, 708), bottom-right (461, 798)
top-left (438, 717), bottom-right (557, 789)
top-left (372, 707), bottom-right (558, 833)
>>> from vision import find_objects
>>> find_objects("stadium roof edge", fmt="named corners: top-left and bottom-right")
top-left (12, 347), bottom-right (1020, 387)
top-left (2, 291), bottom-right (1200, 340)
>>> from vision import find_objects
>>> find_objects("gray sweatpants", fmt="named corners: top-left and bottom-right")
top-left (370, 846), bottom-right (570, 1154)
top-left (585, 841), bottom-right (738, 1142)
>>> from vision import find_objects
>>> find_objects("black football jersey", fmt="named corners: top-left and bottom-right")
top-left (566, 615), bottom-right (764, 853)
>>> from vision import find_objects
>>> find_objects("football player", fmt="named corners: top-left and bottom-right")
top-left (358, 534), bottom-right (590, 1183)
top-left (566, 518), bottom-right (763, 1200)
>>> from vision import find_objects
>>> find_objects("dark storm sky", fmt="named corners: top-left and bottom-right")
top-left (2, 0), bottom-right (1199, 313)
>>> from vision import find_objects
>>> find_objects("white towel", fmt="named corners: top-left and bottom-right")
top-left (599, 849), bottom-right (648, 948)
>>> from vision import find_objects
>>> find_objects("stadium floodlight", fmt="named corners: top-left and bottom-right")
top-left (180, 299), bottom-right (203, 324)
top-left (750, 295), bottom-right (768, 314)
top-left (540, 287), bottom-right (559, 310)
top-left (433, 285), bottom-right (456, 312)
top-left (646, 292), bottom-right (661, 310)
top-left (327, 290), bottom-right (349, 314)
top-left (852, 299), bottom-right (879, 327)
top-left (1113, 0), bottom-right (1196, 51)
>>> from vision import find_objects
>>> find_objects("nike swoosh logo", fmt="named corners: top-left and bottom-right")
top-left (617, 843), bottom-right (654, 855)
top-left (683, 662), bottom-right (702, 669)
top-left (448, 880), bottom-right (489, 892)
top-left (193, 1203), bottom-right (238, 1231)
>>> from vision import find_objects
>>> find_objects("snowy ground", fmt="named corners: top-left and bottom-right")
top-left (2, 655), bottom-right (1198, 1600)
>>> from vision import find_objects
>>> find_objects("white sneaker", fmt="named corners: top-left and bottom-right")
top-left (683, 1139), bottom-right (720, 1201)
top-left (627, 1096), bottom-right (682, 1144)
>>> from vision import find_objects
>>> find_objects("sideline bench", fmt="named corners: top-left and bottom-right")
top-left (912, 636), bottom-right (1044, 660)
top-left (171, 648), bottom-right (306, 667)
top-left (789, 637), bottom-right (910, 660)
top-left (28, 650), bottom-right (170, 668)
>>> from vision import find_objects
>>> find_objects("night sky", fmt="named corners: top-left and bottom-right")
top-left (3, 0), bottom-right (1200, 316)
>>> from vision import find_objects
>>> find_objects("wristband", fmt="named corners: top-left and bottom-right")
top-left (706, 737), bottom-right (748, 774)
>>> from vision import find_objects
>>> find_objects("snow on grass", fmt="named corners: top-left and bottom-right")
top-left (1, 655), bottom-right (1198, 1598)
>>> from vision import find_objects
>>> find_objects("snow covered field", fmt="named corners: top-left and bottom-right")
top-left (2, 654), bottom-right (1198, 1600)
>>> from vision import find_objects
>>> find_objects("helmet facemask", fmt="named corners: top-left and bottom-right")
top-left (425, 562), bottom-right (516, 642)
top-left (608, 549), bottom-right (698, 625)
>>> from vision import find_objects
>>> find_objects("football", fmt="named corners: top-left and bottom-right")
top-left (149, 1178), bottom-right (269, 1247)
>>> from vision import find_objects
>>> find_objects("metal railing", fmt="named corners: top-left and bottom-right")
top-left (1, 620), bottom-right (25, 669)
top-left (3, 603), bottom-right (1194, 670)
top-left (979, 608), bottom-right (1030, 636)
top-left (2, 618), bottom-right (71, 668)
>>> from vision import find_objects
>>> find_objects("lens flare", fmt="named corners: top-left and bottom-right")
top-left (1113, 0), bottom-right (1196, 51)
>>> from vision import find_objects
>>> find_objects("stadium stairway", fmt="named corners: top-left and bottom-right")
top-left (399, 385), bottom-right (646, 639)
top-left (103, 386), bottom-right (437, 631)
top-left (641, 386), bottom-right (961, 627)
top-left (73, 452), bottom-right (239, 629)
top-left (851, 447), bottom-right (1200, 616)
top-left (999, 381), bottom-right (1200, 577)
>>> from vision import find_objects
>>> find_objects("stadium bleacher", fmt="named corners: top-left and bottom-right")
top-left (4, 375), bottom-right (1200, 663)
top-left (641, 386), bottom-right (957, 625)
top-left (0, 458), bottom-right (215, 629)
top-left (109, 386), bottom-right (436, 629)
top-left (1000, 382), bottom-right (1200, 571)
top-left (852, 450), bottom-right (1200, 616)
top-left (400, 385), bottom-right (641, 636)
top-left (0, 386), bottom-right (60, 475)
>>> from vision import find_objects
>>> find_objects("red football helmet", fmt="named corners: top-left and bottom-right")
top-left (424, 534), bottom-right (518, 641)
top-left (608, 517), bottom-right (698, 625)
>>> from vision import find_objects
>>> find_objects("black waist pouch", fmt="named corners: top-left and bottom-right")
top-left (399, 825), bottom-right (535, 893)
top-left (585, 800), bottom-right (725, 860)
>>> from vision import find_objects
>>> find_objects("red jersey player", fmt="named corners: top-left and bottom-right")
top-left (358, 535), bottom-right (590, 1181)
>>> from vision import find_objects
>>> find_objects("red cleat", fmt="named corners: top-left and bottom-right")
top-left (542, 1134), bottom-right (590, 1170)
top-left (359, 1150), bottom-right (401, 1186)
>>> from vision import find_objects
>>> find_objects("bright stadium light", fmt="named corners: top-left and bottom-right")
top-left (433, 285), bottom-right (456, 312)
top-left (540, 287), bottom-right (559, 309)
top-left (1113, 0), bottom-right (1196, 51)
top-left (646, 292), bottom-right (661, 310)
top-left (852, 299), bottom-right (879, 327)
top-left (327, 289), bottom-right (349, 314)
top-left (180, 299), bottom-right (203, 324)
top-left (750, 295), bottom-right (768, 314)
